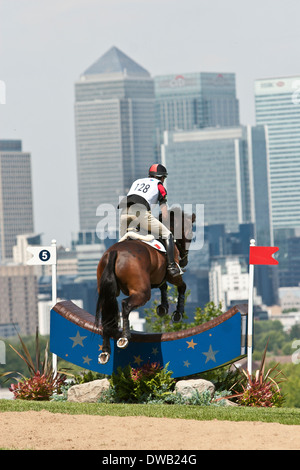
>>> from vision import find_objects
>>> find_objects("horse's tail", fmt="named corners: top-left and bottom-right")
top-left (95, 250), bottom-right (119, 330)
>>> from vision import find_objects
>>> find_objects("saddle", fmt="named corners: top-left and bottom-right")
top-left (118, 229), bottom-right (184, 274)
top-left (118, 230), bottom-right (166, 253)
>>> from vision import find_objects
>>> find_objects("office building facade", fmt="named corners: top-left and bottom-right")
top-left (155, 72), bottom-right (240, 133)
top-left (0, 265), bottom-right (38, 337)
top-left (0, 140), bottom-right (34, 261)
top-left (161, 125), bottom-right (277, 306)
top-left (74, 46), bottom-right (156, 232)
top-left (255, 76), bottom-right (300, 232)
top-left (161, 125), bottom-right (272, 243)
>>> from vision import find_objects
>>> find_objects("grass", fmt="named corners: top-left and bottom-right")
top-left (1, 399), bottom-right (300, 425)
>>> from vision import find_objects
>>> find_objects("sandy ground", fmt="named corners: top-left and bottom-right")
top-left (0, 409), bottom-right (300, 450)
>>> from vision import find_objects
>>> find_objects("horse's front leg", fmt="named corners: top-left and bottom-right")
top-left (171, 279), bottom-right (186, 323)
top-left (156, 282), bottom-right (169, 317)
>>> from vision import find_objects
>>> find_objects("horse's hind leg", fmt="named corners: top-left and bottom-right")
top-left (117, 289), bottom-right (151, 349)
top-left (98, 333), bottom-right (111, 364)
top-left (98, 315), bottom-right (120, 364)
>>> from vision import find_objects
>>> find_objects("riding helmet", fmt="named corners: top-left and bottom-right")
top-left (148, 163), bottom-right (168, 178)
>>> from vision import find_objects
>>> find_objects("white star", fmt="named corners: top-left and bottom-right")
top-left (69, 330), bottom-right (87, 348)
top-left (202, 345), bottom-right (219, 363)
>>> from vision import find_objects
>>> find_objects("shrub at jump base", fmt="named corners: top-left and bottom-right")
top-left (109, 362), bottom-right (175, 403)
top-left (0, 329), bottom-right (68, 401)
top-left (9, 371), bottom-right (66, 401)
top-left (228, 341), bottom-right (287, 407)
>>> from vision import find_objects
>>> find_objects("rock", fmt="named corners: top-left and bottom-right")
top-left (175, 379), bottom-right (215, 399)
top-left (222, 398), bottom-right (239, 406)
top-left (67, 379), bottom-right (111, 403)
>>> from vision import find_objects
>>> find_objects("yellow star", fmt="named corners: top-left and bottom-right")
top-left (98, 344), bottom-right (103, 351)
top-left (186, 339), bottom-right (197, 349)
top-left (133, 355), bottom-right (143, 366)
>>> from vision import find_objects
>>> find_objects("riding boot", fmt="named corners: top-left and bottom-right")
top-left (165, 234), bottom-right (181, 277)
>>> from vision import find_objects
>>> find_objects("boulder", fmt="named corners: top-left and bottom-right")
top-left (175, 379), bottom-right (215, 399)
top-left (67, 378), bottom-right (110, 403)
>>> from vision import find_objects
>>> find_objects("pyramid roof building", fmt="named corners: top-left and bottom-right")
top-left (83, 46), bottom-right (150, 78)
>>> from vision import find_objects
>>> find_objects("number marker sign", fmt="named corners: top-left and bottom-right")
top-left (27, 246), bottom-right (57, 265)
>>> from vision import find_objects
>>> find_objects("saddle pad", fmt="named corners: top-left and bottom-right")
top-left (140, 238), bottom-right (166, 253)
top-left (118, 231), bottom-right (166, 253)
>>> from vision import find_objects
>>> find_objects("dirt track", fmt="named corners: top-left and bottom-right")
top-left (0, 410), bottom-right (300, 450)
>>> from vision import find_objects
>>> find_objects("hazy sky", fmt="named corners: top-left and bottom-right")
top-left (1, 0), bottom-right (300, 247)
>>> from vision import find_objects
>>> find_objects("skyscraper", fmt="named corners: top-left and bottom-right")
top-left (255, 76), bottom-right (300, 232)
top-left (161, 125), bottom-right (276, 305)
top-left (74, 46), bottom-right (156, 232)
top-left (161, 125), bottom-right (272, 244)
top-left (0, 140), bottom-right (34, 261)
top-left (155, 72), bottom-right (240, 133)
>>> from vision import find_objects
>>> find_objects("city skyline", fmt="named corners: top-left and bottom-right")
top-left (1, 0), bottom-right (300, 246)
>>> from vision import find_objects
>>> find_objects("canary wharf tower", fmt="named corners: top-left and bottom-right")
top-left (75, 47), bottom-right (155, 232)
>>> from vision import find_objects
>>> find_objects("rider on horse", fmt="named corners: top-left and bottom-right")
top-left (118, 163), bottom-right (181, 278)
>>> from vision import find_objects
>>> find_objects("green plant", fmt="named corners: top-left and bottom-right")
top-left (144, 286), bottom-right (223, 333)
top-left (73, 370), bottom-right (106, 384)
top-left (108, 362), bottom-right (175, 403)
top-left (228, 341), bottom-right (287, 407)
top-left (0, 329), bottom-right (68, 401)
top-left (200, 363), bottom-right (243, 393)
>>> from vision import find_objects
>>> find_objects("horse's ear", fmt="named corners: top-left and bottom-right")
top-left (192, 213), bottom-right (196, 223)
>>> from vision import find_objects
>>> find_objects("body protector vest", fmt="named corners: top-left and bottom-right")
top-left (127, 177), bottom-right (163, 208)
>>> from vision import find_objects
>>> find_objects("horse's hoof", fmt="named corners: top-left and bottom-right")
top-left (117, 337), bottom-right (129, 349)
top-left (98, 352), bottom-right (110, 365)
top-left (172, 310), bottom-right (182, 323)
top-left (156, 305), bottom-right (168, 317)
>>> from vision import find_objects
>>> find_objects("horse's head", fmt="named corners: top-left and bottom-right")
top-left (168, 206), bottom-right (196, 267)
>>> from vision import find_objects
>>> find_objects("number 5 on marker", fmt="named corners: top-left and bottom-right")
top-left (27, 246), bottom-right (56, 265)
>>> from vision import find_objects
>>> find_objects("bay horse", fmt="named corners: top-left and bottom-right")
top-left (95, 207), bottom-right (195, 365)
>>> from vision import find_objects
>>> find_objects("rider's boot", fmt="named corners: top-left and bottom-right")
top-left (165, 234), bottom-right (181, 278)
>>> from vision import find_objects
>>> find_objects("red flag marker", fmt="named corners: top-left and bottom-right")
top-left (247, 240), bottom-right (279, 376)
top-left (249, 246), bottom-right (279, 265)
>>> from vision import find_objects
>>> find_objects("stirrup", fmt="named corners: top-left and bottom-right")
top-left (167, 262), bottom-right (183, 277)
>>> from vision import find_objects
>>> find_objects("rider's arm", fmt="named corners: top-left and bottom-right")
top-left (157, 182), bottom-right (168, 224)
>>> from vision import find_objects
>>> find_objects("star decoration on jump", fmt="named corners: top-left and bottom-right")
top-left (133, 355), bottom-right (143, 366)
top-left (83, 355), bottom-right (92, 365)
top-left (186, 339), bottom-right (197, 349)
top-left (69, 331), bottom-right (87, 348)
top-left (202, 345), bottom-right (219, 363)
